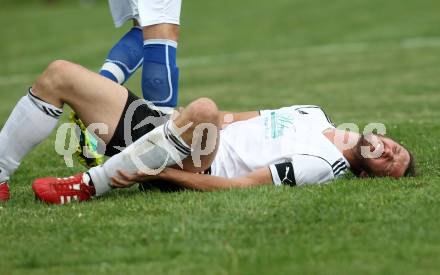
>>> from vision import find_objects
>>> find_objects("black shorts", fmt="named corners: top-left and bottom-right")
top-left (105, 90), bottom-right (169, 156)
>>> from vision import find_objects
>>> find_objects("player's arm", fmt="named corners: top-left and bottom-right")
top-left (112, 156), bottom-right (336, 190)
top-left (159, 167), bottom-right (272, 191)
top-left (112, 167), bottom-right (273, 191)
top-left (218, 111), bottom-right (259, 129)
top-left (174, 108), bottom-right (259, 129)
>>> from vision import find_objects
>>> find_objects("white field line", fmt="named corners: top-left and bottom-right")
top-left (0, 74), bottom-right (36, 87)
top-left (178, 36), bottom-right (440, 66)
top-left (1, 36), bottom-right (440, 87)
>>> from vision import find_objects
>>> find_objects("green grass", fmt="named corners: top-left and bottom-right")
top-left (1, 0), bottom-right (440, 274)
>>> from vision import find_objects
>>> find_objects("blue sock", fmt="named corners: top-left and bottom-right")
top-left (100, 27), bottom-right (143, 84)
top-left (142, 39), bottom-right (179, 107)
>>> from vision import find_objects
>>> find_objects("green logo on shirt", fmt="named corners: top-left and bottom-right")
top-left (266, 111), bottom-right (294, 139)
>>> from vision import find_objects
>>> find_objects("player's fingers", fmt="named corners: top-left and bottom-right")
top-left (110, 177), bottom-right (124, 188)
top-left (118, 170), bottom-right (136, 182)
top-left (137, 171), bottom-right (148, 176)
top-left (111, 176), bottom-right (133, 188)
top-left (119, 171), bottom-right (141, 185)
top-left (136, 171), bottom-right (158, 181)
top-left (137, 170), bottom-right (161, 176)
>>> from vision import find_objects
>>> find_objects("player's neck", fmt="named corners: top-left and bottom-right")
top-left (323, 128), bottom-right (362, 170)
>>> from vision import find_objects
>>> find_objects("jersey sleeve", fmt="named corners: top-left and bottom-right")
top-left (269, 155), bottom-right (334, 186)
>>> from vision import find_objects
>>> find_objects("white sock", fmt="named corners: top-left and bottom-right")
top-left (88, 120), bottom-right (191, 196)
top-left (0, 88), bottom-right (63, 182)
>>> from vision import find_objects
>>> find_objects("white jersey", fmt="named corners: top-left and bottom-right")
top-left (108, 0), bottom-right (182, 28)
top-left (210, 105), bottom-right (350, 186)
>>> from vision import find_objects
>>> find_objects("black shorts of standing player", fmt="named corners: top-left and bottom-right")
top-left (105, 90), bottom-right (183, 192)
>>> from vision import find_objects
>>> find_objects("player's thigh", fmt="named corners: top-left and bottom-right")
top-left (62, 63), bottom-right (128, 143)
top-left (180, 128), bottom-right (220, 173)
top-left (142, 23), bottom-right (179, 41)
top-left (174, 98), bottom-right (220, 172)
top-left (138, 0), bottom-right (182, 27)
top-left (181, 144), bottom-right (219, 173)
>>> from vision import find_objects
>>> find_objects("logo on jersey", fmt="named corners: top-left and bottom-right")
top-left (265, 111), bottom-right (295, 139)
top-left (282, 166), bottom-right (293, 183)
top-left (275, 162), bottom-right (296, 186)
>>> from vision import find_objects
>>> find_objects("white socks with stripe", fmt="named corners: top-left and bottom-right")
top-left (0, 88), bottom-right (63, 182)
top-left (88, 120), bottom-right (191, 196)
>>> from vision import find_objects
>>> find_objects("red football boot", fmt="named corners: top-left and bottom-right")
top-left (32, 173), bottom-right (95, 204)
top-left (0, 181), bottom-right (10, 202)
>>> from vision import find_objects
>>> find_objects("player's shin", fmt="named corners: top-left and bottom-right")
top-left (99, 26), bottom-right (144, 84)
top-left (141, 40), bottom-right (179, 113)
top-left (0, 88), bottom-right (63, 182)
top-left (88, 120), bottom-right (191, 196)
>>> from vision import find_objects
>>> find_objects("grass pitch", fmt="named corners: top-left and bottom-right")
top-left (1, 0), bottom-right (440, 274)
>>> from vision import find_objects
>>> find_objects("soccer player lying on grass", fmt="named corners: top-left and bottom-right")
top-left (0, 60), bottom-right (415, 204)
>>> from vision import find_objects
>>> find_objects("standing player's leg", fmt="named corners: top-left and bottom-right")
top-left (0, 60), bottom-right (129, 201)
top-left (137, 0), bottom-right (182, 112)
top-left (103, 0), bottom-right (182, 113)
top-left (140, 23), bottom-right (180, 112)
top-left (99, 20), bottom-right (144, 85)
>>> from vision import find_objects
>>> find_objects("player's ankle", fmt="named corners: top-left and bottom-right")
top-left (83, 172), bottom-right (96, 196)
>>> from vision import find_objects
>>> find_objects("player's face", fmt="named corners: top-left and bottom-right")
top-left (357, 135), bottom-right (411, 178)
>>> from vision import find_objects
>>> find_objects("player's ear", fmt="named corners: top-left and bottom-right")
top-left (359, 171), bottom-right (369, 178)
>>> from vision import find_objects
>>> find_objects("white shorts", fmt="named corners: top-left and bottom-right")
top-left (108, 0), bottom-right (182, 28)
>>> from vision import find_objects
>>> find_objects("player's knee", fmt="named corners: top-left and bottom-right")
top-left (143, 23), bottom-right (180, 41)
top-left (187, 98), bottom-right (219, 125)
top-left (40, 60), bottom-right (75, 92)
top-left (46, 60), bottom-right (72, 76)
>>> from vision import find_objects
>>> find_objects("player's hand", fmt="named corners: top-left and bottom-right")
top-left (110, 170), bottom-right (161, 188)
